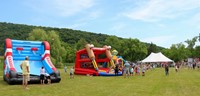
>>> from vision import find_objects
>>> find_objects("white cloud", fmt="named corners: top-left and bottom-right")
top-left (123, 0), bottom-right (200, 22)
top-left (26, 0), bottom-right (94, 17)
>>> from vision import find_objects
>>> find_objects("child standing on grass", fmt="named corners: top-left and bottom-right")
top-left (137, 65), bottom-right (140, 75)
top-left (130, 67), bottom-right (134, 76)
top-left (45, 73), bottom-right (51, 84)
top-left (114, 64), bottom-right (119, 76)
top-left (70, 67), bottom-right (74, 79)
top-left (64, 66), bottom-right (67, 73)
top-left (142, 65), bottom-right (146, 76)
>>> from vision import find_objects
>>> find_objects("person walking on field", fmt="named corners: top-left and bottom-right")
top-left (20, 56), bottom-right (30, 90)
top-left (165, 64), bottom-right (169, 76)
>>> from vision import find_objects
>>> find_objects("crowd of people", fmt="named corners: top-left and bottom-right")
top-left (20, 55), bottom-right (200, 90)
top-left (114, 61), bottom-right (157, 78)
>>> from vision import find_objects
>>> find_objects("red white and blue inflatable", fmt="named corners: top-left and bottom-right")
top-left (3, 38), bottom-right (61, 84)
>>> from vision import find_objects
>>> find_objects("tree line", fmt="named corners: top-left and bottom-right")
top-left (1, 22), bottom-right (199, 67)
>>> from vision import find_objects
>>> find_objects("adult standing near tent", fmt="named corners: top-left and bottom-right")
top-left (20, 56), bottom-right (30, 89)
top-left (123, 61), bottom-right (130, 78)
top-left (165, 64), bottom-right (169, 76)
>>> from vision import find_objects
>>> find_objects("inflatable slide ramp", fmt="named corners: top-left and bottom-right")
top-left (3, 38), bottom-right (61, 84)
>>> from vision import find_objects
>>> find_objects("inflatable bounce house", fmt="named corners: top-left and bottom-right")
top-left (75, 44), bottom-right (123, 76)
top-left (3, 38), bottom-right (61, 84)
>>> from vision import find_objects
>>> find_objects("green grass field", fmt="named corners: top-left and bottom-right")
top-left (0, 68), bottom-right (200, 96)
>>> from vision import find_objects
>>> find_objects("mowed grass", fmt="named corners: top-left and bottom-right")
top-left (1, 68), bottom-right (200, 96)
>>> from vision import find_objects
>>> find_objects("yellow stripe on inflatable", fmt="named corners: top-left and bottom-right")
top-left (110, 60), bottom-right (115, 68)
top-left (92, 60), bottom-right (98, 69)
top-left (99, 70), bottom-right (106, 72)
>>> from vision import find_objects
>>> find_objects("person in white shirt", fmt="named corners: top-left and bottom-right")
top-left (70, 67), bottom-right (74, 79)
top-left (40, 66), bottom-right (45, 84)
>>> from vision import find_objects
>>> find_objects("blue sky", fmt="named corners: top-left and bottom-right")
top-left (1, 0), bottom-right (200, 48)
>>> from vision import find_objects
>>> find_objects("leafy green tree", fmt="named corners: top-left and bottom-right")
top-left (105, 36), bottom-right (122, 50)
top-left (61, 42), bottom-right (76, 63)
top-left (27, 28), bottom-right (48, 41)
top-left (161, 48), bottom-right (171, 58)
top-left (194, 46), bottom-right (200, 58)
top-left (90, 40), bottom-right (102, 47)
top-left (46, 30), bottom-right (66, 67)
top-left (120, 38), bottom-right (147, 62)
top-left (27, 29), bottom-right (66, 68)
top-left (185, 37), bottom-right (197, 49)
top-left (147, 42), bottom-right (160, 55)
top-left (185, 37), bottom-right (198, 58)
top-left (169, 43), bottom-right (190, 62)
top-left (75, 38), bottom-right (88, 50)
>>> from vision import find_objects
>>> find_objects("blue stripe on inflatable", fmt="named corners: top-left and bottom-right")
top-left (98, 72), bottom-right (122, 76)
top-left (42, 59), bottom-right (54, 74)
top-left (12, 40), bottom-right (42, 44)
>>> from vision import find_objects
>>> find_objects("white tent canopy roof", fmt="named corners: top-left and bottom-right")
top-left (141, 52), bottom-right (173, 63)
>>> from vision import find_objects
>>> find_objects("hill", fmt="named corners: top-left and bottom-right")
top-left (0, 22), bottom-right (115, 52)
top-left (0, 22), bottom-right (164, 62)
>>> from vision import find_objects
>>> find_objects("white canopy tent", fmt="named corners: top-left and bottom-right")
top-left (141, 52), bottom-right (173, 63)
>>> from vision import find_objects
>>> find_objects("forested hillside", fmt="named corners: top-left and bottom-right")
top-left (0, 22), bottom-right (111, 53)
top-left (0, 22), bottom-right (163, 66)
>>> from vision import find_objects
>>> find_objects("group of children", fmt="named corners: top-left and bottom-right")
top-left (114, 61), bottom-right (147, 78)
top-left (64, 66), bottom-right (74, 79)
